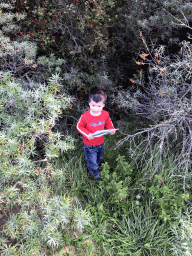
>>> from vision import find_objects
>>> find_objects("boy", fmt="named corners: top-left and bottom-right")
top-left (76, 86), bottom-right (116, 181)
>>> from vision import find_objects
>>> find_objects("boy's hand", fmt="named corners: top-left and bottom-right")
top-left (87, 134), bottom-right (94, 140)
top-left (109, 130), bottom-right (116, 135)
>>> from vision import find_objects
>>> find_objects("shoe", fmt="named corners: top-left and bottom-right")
top-left (88, 174), bottom-right (102, 181)
top-left (95, 177), bottom-right (102, 181)
top-left (88, 174), bottom-right (95, 180)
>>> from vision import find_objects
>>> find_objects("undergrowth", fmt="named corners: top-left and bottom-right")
top-left (56, 122), bottom-right (192, 256)
top-left (1, 70), bottom-right (192, 255)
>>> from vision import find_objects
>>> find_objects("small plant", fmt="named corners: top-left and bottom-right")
top-left (100, 154), bottom-right (132, 208)
top-left (149, 178), bottom-right (189, 223)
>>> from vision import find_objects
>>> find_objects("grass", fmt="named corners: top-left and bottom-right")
top-left (1, 110), bottom-right (192, 255)
top-left (54, 115), bottom-right (192, 255)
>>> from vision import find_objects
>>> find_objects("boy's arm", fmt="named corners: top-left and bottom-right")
top-left (105, 113), bottom-right (115, 129)
top-left (105, 113), bottom-right (116, 135)
top-left (76, 115), bottom-right (91, 139)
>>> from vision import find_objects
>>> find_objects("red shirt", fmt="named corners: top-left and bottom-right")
top-left (76, 109), bottom-right (115, 146)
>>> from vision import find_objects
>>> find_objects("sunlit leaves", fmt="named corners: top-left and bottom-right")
top-left (135, 61), bottom-right (145, 65)
top-left (129, 78), bottom-right (136, 83)
top-left (139, 53), bottom-right (149, 60)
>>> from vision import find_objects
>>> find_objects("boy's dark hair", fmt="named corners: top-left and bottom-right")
top-left (88, 86), bottom-right (107, 103)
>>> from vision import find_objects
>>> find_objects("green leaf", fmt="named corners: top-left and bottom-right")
top-left (182, 193), bottom-right (189, 201)
top-left (149, 185), bottom-right (156, 194)
top-left (144, 242), bottom-right (152, 248)
top-left (161, 185), bottom-right (170, 194)
top-left (108, 0), bottom-right (112, 6)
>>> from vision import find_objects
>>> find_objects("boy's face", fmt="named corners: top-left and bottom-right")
top-left (89, 99), bottom-right (105, 114)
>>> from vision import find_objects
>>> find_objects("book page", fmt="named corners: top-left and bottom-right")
top-left (92, 129), bottom-right (119, 138)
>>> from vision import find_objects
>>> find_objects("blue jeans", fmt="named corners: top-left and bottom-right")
top-left (83, 142), bottom-right (104, 178)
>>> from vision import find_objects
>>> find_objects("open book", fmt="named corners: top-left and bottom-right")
top-left (92, 129), bottom-right (119, 138)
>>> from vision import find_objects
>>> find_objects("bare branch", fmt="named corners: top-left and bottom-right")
top-left (163, 8), bottom-right (192, 30)
top-left (115, 42), bottom-right (192, 191)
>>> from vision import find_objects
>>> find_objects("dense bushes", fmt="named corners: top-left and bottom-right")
top-left (0, 70), bottom-right (96, 255)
